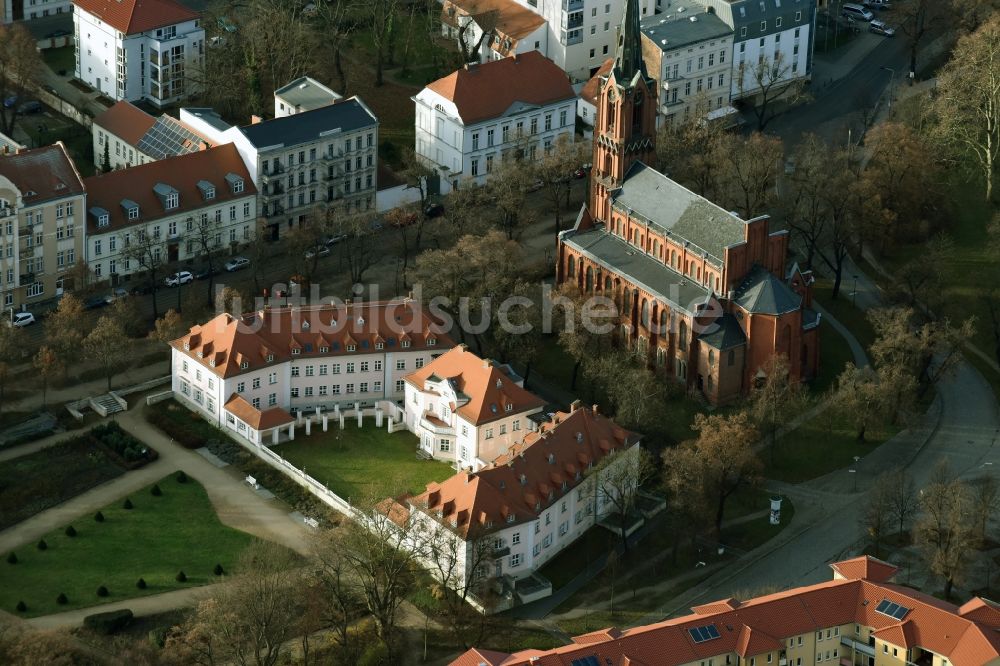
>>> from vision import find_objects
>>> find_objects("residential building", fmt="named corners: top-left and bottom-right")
top-left (2, 0), bottom-right (71, 21)
top-left (701, 0), bottom-right (816, 100)
top-left (0, 143), bottom-right (86, 312)
top-left (414, 52), bottom-right (576, 187)
top-left (168, 300), bottom-right (454, 443)
top-left (441, 0), bottom-right (548, 65)
top-left (180, 95), bottom-right (379, 240)
top-left (453, 555), bottom-right (1000, 666)
top-left (577, 58), bottom-right (612, 137)
top-left (274, 76), bottom-right (342, 118)
top-left (640, 0), bottom-right (736, 127)
top-left (403, 345), bottom-right (546, 470)
top-left (558, 0), bottom-right (819, 406)
top-left (91, 100), bottom-right (207, 171)
top-left (83, 144), bottom-right (256, 286)
top-left (73, 0), bottom-right (205, 107)
top-left (0, 131), bottom-right (24, 155)
top-left (397, 404), bottom-right (643, 607)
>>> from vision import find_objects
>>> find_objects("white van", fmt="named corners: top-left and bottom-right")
top-left (842, 3), bottom-right (874, 20)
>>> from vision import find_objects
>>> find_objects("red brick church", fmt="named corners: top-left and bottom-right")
top-left (556, 0), bottom-right (819, 405)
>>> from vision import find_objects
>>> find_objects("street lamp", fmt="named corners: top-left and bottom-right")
top-left (851, 274), bottom-right (859, 307)
top-left (848, 468), bottom-right (857, 492)
top-left (880, 66), bottom-right (895, 109)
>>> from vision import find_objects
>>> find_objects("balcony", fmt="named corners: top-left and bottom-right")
top-left (419, 412), bottom-right (455, 436)
top-left (563, 0), bottom-right (583, 10)
top-left (563, 11), bottom-right (583, 29)
top-left (492, 546), bottom-right (510, 558)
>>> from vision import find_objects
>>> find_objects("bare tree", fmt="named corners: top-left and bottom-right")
top-left (84, 315), bottom-right (132, 391)
top-left (534, 134), bottom-right (588, 240)
top-left (120, 223), bottom-right (168, 320)
top-left (450, 2), bottom-right (500, 63)
top-left (590, 446), bottom-right (656, 553)
top-left (861, 481), bottom-right (893, 557)
top-left (152, 309), bottom-right (186, 343)
top-left (718, 132), bottom-right (783, 219)
top-left (368, 0), bottom-right (402, 85)
top-left (0, 23), bottom-right (40, 137)
top-left (489, 155), bottom-right (534, 240)
top-left (45, 293), bottom-right (85, 377)
top-left (970, 475), bottom-right (1000, 545)
top-left (736, 52), bottom-right (810, 131)
top-left (191, 210), bottom-right (224, 308)
top-left (897, 0), bottom-right (949, 84)
top-left (885, 468), bottom-right (918, 537)
top-left (33, 346), bottom-right (62, 409)
top-left (0, 323), bottom-right (25, 412)
top-left (748, 355), bottom-right (809, 463)
top-left (315, 0), bottom-right (356, 92)
top-left (555, 284), bottom-right (619, 391)
top-left (310, 529), bottom-right (367, 656)
top-left (338, 212), bottom-right (380, 284)
top-left (916, 462), bottom-right (978, 600)
top-left (831, 363), bottom-right (887, 442)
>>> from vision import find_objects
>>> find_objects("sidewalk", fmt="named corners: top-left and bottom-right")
top-left (811, 31), bottom-right (884, 87)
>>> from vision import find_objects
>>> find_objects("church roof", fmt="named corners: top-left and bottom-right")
top-left (698, 313), bottom-right (746, 350)
top-left (733, 265), bottom-right (802, 315)
top-left (612, 0), bottom-right (650, 84)
top-left (613, 162), bottom-right (747, 266)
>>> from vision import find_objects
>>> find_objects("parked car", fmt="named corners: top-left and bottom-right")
top-left (863, 0), bottom-right (890, 9)
top-left (368, 219), bottom-right (384, 233)
top-left (194, 266), bottom-right (218, 280)
top-left (45, 29), bottom-right (71, 38)
top-left (527, 179), bottom-right (545, 192)
top-left (2, 95), bottom-right (17, 109)
top-left (304, 245), bottom-right (331, 259)
top-left (224, 256), bottom-right (250, 272)
top-left (869, 20), bottom-right (895, 35)
top-left (17, 101), bottom-right (42, 115)
top-left (42, 84), bottom-right (58, 96)
top-left (424, 202), bottom-right (445, 218)
top-left (9, 312), bottom-right (35, 327)
top-left (105, 287), bottom-right (129, 304)
top-left (324, 233), bottom-right (347, 246)
top-left (842, 2), bottom-right (874, 20)
top-left (83, 294), bottom-right (109, 309)
top-left (164, 271), bottom-right (193, 287)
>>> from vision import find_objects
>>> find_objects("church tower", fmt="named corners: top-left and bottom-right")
top-left (589, 0), bottom-right (658, 223)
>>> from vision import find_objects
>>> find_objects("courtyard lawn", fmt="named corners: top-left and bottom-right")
top-left (811, 318), bottom-right (856, 394)
top-left (812, 279), bottom-right (877, 353)
top-left (0, 474), bottom-right (259, 617)
top-left (274, 425), bottom-right (454, 501)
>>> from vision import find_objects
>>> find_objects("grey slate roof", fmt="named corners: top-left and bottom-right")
top-left (561, 226), bottom-right (713, 315)
top-left (698, 313), bottom-right (747, 350)
top-left (274, 77), bottom-right (341, 112)
top-left (183, 107), bottom-right (232, 132)
top-left (641, 1), bottom-right (733, 52)
top-left (612, 162), bottom-right (747, 265)
top-left (733, 265), bottom-right (801, 315)
top-left (240, 97), bottom-right (377, 150)
top-left (802, 308), bottom-right (820, 329)
top-left (701, 0), bottom-right (815, 41)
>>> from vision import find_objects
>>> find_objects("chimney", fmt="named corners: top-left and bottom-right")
top-left (592, 404), bottom-right (599, 415)
top-left (199, 141), bottom-right (209, 151)
top-left (250, 115), bottom-right (263, 124)
top-left (570, 399), bottom-right (581, 413)
top-left (483, 359), bottom-right (490, 369)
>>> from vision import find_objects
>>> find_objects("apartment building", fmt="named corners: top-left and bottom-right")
top-left (397, 404), bottom-right (642, 605)
top-left (701, 0), bottom-right (816, 100)
top-left (73, 0), bottom-right (205, 107)
top-left (441, 0), bottom-right (548, 65)
top-left (91, 100), bottom-right (206, 171)
top-left (2, 0), bottom-right (71, 21)
top-left (180, 95), bottom-right (379, 240)
top-left (168, 300), bottom-right (455, 443)
top-left (82, 144), bottom-right (256, 285)
top-left (640, 0), bottom-right (735, 127)
top-left (0, 143), bottom-right (86, 313)
top-left (403, 346), bottom-right (546, 470)
top-left (454, 555), bottom-right (1000, 666)
top-left (414, 52), bottom-right (576, 188)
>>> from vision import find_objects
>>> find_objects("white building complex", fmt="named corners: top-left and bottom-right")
top-left (82, 144), bottom-right (256, 285)
top-left (180, 94), bottom-right (379, 240)
top-left (414, 52), bottom-right (576, 188)
top-left (73, 0), bottom-right (205, 107)
top-left (91, 100), bottom-right (206, 171)
top-left (169, 300), bottom-right (454, 444)
top-left (3, 0), bottom-right (71, 22)
top-left (403, 346), bottom-right (546, 471)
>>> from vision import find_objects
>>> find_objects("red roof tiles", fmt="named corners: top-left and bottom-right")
top-left (0, 142), bottom-right (85, 205)
top-left (426, 51), bottom-right (575, 125)
top-left (93, 101), bottom-right (157, 146)
top-left (223, 394), bottom-right (294, 431)
top-left (73, 0), bottom-right (199, 34)
top-left (830, 555), bottom-right (899, 583)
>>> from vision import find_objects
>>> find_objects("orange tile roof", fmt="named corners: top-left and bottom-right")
top-left (579, 58), bottom-right (614, 106)
top-left (426, 51), bottom-right (575, 125)
top-left (223, 394), bottom-right (294, 430)
top-left (83, 144), bottom-right (255, 234)
top-left (830, 555), bottom-right (899, 583)
top-left (73, 0), bottom-right (199, 34)
top-left (93, 101), bottom-right (157, 146)
top-left (404, 346), bottom-right (545, 426)
top-left (453, 571), bottom-right (1000, 666)
top-left (409, 407), bottom-right (638, 537)
top-left (0, 143), bottom-right (85, 205)
top-left (441, 0), bottom-right (546, 55)
top-left (171, 301), bottom-right (454, 379)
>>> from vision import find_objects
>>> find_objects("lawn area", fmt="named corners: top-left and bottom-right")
top-left (538, 528), bottom-right (618, 590)
top-left (0, 437), bottom-right (126, 531)
top-left (145, 398), bottom-right (224, 448)
top-left (812, 318), bottom-right (856, 395)
top-left (274, 425), bottom-right (454, 501)
top-left (812, 279), bottom-right (876, 352)
top-left (0, 474), bottom-right (260, 617)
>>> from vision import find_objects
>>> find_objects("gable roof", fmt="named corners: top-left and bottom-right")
top-left (0, 142), bottom-right (85, 205)
top-left (94, 101), bottom-right (157, 146)
top-left (223, 394), bottom-right (294, 431)
top-left (425, 51), bottom-right (575, 125)
top-left (614, 161), bottom-right (748, 265)
top-left (82, 143), bottom-right (254, 234)
top-left (830, 555), bottom-right (899, 584)
top-left (733, 265), bottom-right (802, 315)
top-left (171, 300), bottom-right (454, 379)
top-left (239, 96), bottom-right (377, 150)
top-left (73, 0), bottom-right (200, 34)
top-left (579, 58), bottom-right (614, 106)
top-left (410, 407), bottom-right (639, 537)
top-left (442, 0), bottom-right (546, 57)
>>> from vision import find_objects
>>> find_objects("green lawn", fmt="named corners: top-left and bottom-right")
top-left (274, 425), bottom-right (454, 501)
top-left (0, 475), bottom-right (259, 617)
top-left (813, 279), bottom-right (876, 352)
top-left (538, 528), bottom-right (618, 590)
top-left (812, 318), bottom-right (856, 395)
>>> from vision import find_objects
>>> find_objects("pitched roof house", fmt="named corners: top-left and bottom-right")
top-left (92, 100), bottom-right (208, 171)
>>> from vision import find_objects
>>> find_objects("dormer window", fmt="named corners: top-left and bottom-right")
top-left (240, 361), bottom-right (248, 369)
top-left (266, 354), bottom-right (274, 362)
top-left (548, 453), bottom-right (555, 464)
top-left (225, 172), bottom-right (245, 194)
top-left (291, 348), bottom-right (301, 355)
top-left (519, 474), bottom-right (527, 485)
top-left (209, 358), bottom-right (216, 367)
top-left (320, 346), bottom-right (329, 353)
top-left (505, 403), bottom-right (513, 412)
top-left (302, 321), bottom-right (311, 330)
top-left (99, 214), bottom-right (109, 226)
top-left (128, 207), bottom-right (139, 219)
top-left (428, 337), bottom-right (437, 346)
top-left (197, 180), bottom-right (216, 201)
top-left (183, 342), bottom-right (190, 351)
top-left (347, 344), bottom-right (356, 352)
top-left (166, 193), bottom-right (178, 209)
top-left (506, 514), bottom-right (515, 523)
top-left (196, 351), bottom-right (204, 358)
top-left (375, 342), bottom-right (384, 350)
top-left (401, 339), bottom-right (411, 348)
top-left (121, 198), bottom-right (141, 220)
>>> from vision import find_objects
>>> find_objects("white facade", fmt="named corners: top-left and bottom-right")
top-left (730, 21), bottom-right (811, 98)
top-left (3, 0), bottom-right (71, 22)
top-left (74, 6), bottom-right (205, 107)
top-left (644, 31), bottom-right (735, 127)
top-left (413, 87), bottom-right (576, 186)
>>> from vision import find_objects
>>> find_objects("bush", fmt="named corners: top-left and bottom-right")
top-left (37, 539), bottom-right (47, 551)
top-left (83, 609), bottom-right (133, 635)
top-left (213, 563), bottom-right (224, 576)
top-left (147, 406), bottom-right (220, 449)
top-left (175, 571), bottom-right (187, 582)
top-left (6, 552), bottom-right (17, 564)
top-left (65, 525), bottom-right (77, 537)
top-left (95, 511), bottom-right (105, 522)
top-left (56, 593), bottom-right (68, 605)
top-left (96, 585), bottom-right (109, 597)
top-left (176, 471), bottom-right (188, 484)
top-left (136, 578), bottom-right (147, 589)
top-left (148, 628), bottom-right (167, 648)
top-left (357, 640), bottom-right (390, 666)
top-left (15, 600), bottom-right (26, 612)
top-left (151, 484), bottom-right (162, 497)
top-left (123, 498), bottom-right (133, 510)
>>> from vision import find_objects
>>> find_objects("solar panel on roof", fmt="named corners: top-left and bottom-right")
top-left (136, 117), bottom-right (202, 159)
top-left (688, 624), bottom-right (720, 643)
top-left (570, 657), bottom-right (600, 666)
top-left (875, 598), bottom-right (910, 621)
